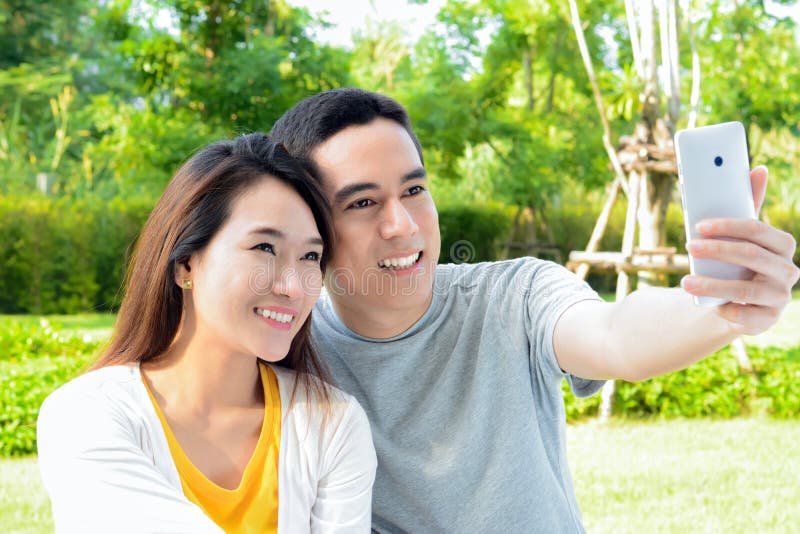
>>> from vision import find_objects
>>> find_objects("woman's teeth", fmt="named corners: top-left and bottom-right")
top-left (256, 309), bottom-right (293, 323)
top-left (378, 252), bottom-right (421, 270)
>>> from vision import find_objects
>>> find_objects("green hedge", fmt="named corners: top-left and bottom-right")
top-left (1, 317), bottom-right (798, 456)
top-left (563, 345), bottom-right (800, 421)
top-left (0, 319), bottom-right (101, 456)
top-left (438, 202), bottom-right (516, 263)
top-left (439, 200), bottom-right (799, 292)
top-left (0, 195), bottom-right (152, 313)
top-left (1, 194), bottom-right (798, 314)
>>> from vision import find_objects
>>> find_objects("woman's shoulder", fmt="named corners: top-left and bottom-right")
top-left (38, 363), bottom-right (145, 432)
top-left (43, 363), bottom-right (141, 405)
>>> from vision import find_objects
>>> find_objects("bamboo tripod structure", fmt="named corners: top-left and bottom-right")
top-left (567, 0), bottom-right (752, 422)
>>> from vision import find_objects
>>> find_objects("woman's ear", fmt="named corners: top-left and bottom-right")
top-left (174, 258), bottom-right (192, 289)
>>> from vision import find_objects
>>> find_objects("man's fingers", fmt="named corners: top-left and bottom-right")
top-left (682, 275), bottom-right (792, 308)
top-left (749, 165), bottom-right (768, 215)
top-left (687, 239), bottom-right (799, 284)
top-left (714, 302), bottom-right (781, 336)
top-left (694, 219), bottom-right (798, 258)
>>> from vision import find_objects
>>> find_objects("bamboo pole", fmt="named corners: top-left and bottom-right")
top-left (568, 0), bottom-right (630, 199)
top-left (598, 171), bottom-right (642, 422)
top-left (687, 8), bottom-right (701, 129)
top-left (574, 179), bottom-right (621, 281)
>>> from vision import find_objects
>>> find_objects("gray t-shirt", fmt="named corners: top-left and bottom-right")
top-left (311, 257), bottom-right (604, 533)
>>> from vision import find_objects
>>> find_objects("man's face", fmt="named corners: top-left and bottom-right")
top-left (311, 117), bottom-right (440, 313)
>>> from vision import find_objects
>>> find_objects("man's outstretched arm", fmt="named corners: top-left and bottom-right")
top-left (553, 166), bottom-right (799, 382)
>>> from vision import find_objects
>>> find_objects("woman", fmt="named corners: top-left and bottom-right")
top-left (37, 134), bottom-right (377, 533)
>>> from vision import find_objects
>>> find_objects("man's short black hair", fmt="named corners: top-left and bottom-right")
top-left (270, 88), bottom-right (424, 165)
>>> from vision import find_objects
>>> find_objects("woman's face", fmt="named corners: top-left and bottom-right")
top-left (181, 176), bottom-right (324, 362)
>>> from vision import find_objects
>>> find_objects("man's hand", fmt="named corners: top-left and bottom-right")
top-left (555, 165), bottom-right (797, 381)
top-left (681, 166), bottom-right (800, 335)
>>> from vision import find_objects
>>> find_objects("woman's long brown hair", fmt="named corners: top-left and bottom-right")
top-left (91, 133), bottom-right (335, 408)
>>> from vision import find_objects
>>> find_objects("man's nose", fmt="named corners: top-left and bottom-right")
top-left (379, 199), bottom-right (419, 240)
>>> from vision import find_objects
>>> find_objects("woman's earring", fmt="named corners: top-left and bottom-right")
top-left (180, 279), bottom-right (193, 290)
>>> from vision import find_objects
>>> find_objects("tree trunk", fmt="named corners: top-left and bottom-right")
top-left (265, 0), bottom-right (276, 38)
top-left (523, 45), bottom-right (535, 112)
top-left (637, 170), bottom-right (672, 287)
top-left (546, 33), bottom-right (562, 114)
top-left (502, 205), bottom-right (523, 260)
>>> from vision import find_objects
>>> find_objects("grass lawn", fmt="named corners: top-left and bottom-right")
top-left (0, 457), bottom-right (52, 534)
top-left (568, 418), bottom-right (800, 533)
top-left (3, 418), bottom-right (797, 533)
top-left (1, 293), bottom-right (798, 531)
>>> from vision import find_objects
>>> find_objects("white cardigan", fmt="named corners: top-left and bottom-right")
top-left (37, 363), bottom-right (377, 534)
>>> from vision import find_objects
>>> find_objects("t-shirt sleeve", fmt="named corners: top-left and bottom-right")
top-left (522, 260), bottom-right (606, 398)
top-left (37, 387), bottom-right (223, 534)
top-left (311, 396), bottom-right (377, 533)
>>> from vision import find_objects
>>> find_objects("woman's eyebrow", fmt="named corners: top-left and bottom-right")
top-left (249, 227), bottom-right (323, 246)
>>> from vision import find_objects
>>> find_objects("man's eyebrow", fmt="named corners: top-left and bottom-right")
top-left (402, 167), bottom-right (427, 182)
top-left (334, 168), bottom-right (427, 204)
top-left (334, 182), bottom-right (380, 204)
top-left (249, 227), bottom-right (323, 246)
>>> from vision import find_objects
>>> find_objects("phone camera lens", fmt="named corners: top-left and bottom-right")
top-left (714, 156), bottom-right (723, 167)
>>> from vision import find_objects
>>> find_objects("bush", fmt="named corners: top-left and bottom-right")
top-left (751, 346), bottom-right (800, 418)
top-left (2, 192), bottom-right (797, 314)
top-left (0, 195), bottom-right (152, 314)
top-left (438, 202), bottom-right (515, 263)
top-left (765, 207), bottom-right (800, 267)
top-left (1, 314), bottom-right (798, 455)
top-left (0, 318), bottom-right (99, 362)
top-left (563, 345), bottom-right (800, 421)
top-left (614, 349), bottom-right (755, 418)
top-left (0, 319), bottom-right (101, 457)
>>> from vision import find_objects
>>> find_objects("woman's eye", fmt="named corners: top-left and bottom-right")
top-left (303, 251), bottom-right (321, 262)
top-left (253, 243), bottom-right (275, 254)
top-left (348, 198), bottom-right (375, 209)
top-left (407, 185), bottom-right (425, 196)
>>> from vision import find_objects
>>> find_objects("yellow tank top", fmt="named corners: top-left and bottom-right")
top-left (144, 363), bottom-right (281, 534)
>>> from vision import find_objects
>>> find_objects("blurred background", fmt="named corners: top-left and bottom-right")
top-left (1, 1), bottom-right (799, 532)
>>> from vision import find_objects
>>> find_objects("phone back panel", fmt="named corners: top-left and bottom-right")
top-left (674, 121), bottom-right (756, 307)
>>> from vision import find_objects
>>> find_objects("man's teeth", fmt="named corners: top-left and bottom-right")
top-left (379, 252), bottom-right (420, 269)
top-left (257, 309), bottom-right (293, 323)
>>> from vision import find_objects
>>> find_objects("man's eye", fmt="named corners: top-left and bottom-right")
top-left (348, 198), bottom-right (375, 209)
top-left (303, 251), bottom-right (321, 262)
top-left (253, 243), bottom-right (275, 254)
top-left (407, 185), bottom-right (425, 195)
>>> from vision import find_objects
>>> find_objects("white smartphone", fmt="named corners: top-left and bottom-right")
top-left (674, 121), bottom-right (757, 308)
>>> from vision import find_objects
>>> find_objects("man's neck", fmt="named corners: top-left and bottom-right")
top-left (329, 291), bottom-right (434, 339)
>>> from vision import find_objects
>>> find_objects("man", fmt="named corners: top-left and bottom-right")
top-left (270, 88), bottom-right (799, 533)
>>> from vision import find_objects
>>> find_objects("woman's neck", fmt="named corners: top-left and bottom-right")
top-left (142, 326), bottom-right (263, 415)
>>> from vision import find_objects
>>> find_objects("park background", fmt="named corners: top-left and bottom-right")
top-left (1, 0), bottom-right (799, 532)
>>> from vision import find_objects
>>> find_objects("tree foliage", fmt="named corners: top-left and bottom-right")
top-left (1, 0), bottom-right (799, 209)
